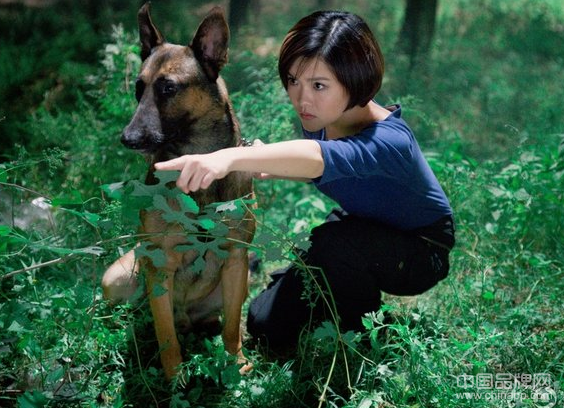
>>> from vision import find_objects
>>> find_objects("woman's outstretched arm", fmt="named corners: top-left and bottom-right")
top-left (154, 139), bottom-right (324, 193)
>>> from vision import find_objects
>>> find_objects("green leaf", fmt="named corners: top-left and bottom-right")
top-left (199, 218), bottom-right (216, 231)
top-left (487, 185), bottom-right (506, 198)
top-left (170, 393), bottom-right (191, 408)
top-left (74, 284), bottom-right (92, 309)
top-left (175, 243), bottom-right (195, 253)
top-left (192, 253), bottom-right (206, 274)
top-left (7, 320), bottom-right (32, 334)
top-left (101, 181), bottom-right (126, 199)
top-left (264, 245), bottom-right (282, 261)
top-left (482, 291), bottom-right (495, 300)
top-left (358, 398), bottom-right (373, 408)
top-left (452, 339), bottom-right (473, 352)
top-left (17, 390), bottom-right (49, 408)
top-left (187, 384), bottom-right (203, 403)
top-left (154, 170), bottom-right (182, 186)
top-left (341, 330), bottom-right (359, 348)
top-left (51, 190), bottom-right (83, 207)
top-left (208, 197), bottom-right (254, 218)
top-left (130, 180), bottom-right (158, 198)
top-left (200, 239), bottom-right (229, 259)
top-left (180, 194), bottom-right (199, 213)
top-left (211, 222), bottom-right (229, 236)
top-left (513, 188), bottom-right (531, 201)
top-left (485, 222), bottom-right (497, 234)
top-left (153, 195), bottom-right (200, 231)
top-left (46, 366), bottom-right (64, 384)
top-left (152, 194), bottom-right (170, 212)
top-left (294, 230), bottom-right (312, 252)
top-left (129, 171), bottom-right (181, 200)
top-left (215, 200), bottom-right (238, 212)
top-left (255, 232), bottom-right (278, 247)
top-left (313, 320), bottom-right (337, 341)
top-left (65, 209), bottom-right (101, 226)
top-left (151, 283), bottom-right (168, 297)
top-left (221, 363), bottom-right (242, 386)
top-left (0, 225), bottom-right (11, 236)
top-left (135, 243), bottom-right (167, 268)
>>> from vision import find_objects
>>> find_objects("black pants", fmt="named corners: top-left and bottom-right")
top-left (246, 210), bottom-right (454, 351)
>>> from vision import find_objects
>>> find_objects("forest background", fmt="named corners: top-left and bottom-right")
top-left (0, 0), bottom-right (563, 407)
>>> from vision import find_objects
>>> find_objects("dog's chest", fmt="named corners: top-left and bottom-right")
top-left (172, 249), bottom-right (224, 331)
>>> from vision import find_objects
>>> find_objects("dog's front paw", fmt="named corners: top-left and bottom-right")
top-left (238, 356), bottom-right (253, 375)
top-left (226, 345), bottom-right (253, 375)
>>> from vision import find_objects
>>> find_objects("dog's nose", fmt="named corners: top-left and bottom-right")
top-left (121, 129), bottom-right (144, 150)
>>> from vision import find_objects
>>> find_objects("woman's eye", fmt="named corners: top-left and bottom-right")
top-left (288, 76), bottom-right (298, 86)
top-left (314, 82), bottom-right (325, 90)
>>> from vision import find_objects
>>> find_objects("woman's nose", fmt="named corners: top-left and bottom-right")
top-left (297, 87), bottom-right (311, 110)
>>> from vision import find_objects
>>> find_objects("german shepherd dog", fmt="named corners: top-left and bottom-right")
top-left (101, 3), bottom-right (255, 380)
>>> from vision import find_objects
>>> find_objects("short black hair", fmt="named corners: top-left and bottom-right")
top-left (279, 10), bottom-right (385, 110)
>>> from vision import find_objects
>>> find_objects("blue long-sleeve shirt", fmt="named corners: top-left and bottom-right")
top-left (304, 105), bottom-right (452, 230)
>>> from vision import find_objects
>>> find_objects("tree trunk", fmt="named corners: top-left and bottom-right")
top-left (228, 0), bottom-right (254, 33)
top-left (398, 0), bottom-right (438, 68)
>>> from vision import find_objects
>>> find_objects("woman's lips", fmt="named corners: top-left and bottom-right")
top-left (300, 112), bottom-right (316, 120)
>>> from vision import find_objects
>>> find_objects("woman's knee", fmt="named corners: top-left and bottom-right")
top-left (389, 242), bottom-right (450, 296)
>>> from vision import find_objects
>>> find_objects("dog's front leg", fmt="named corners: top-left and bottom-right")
top-left (146, 265), bottom-right (182, 380)
top-left (220, 246), bottom-right (251, 373)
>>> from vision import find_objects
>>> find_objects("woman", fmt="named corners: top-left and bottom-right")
top-left (155, 10), bottom-right (455, 351)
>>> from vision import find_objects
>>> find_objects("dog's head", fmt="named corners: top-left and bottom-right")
top-left (121, 3), bottom-right (231, 154)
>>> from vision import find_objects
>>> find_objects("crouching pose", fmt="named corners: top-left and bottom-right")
top-left (155, 10), bottom-right (455, 351)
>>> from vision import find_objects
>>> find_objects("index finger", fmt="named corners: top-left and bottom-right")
top-left (154, 156), bottom-right (188, 171)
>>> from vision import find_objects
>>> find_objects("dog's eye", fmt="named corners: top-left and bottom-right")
top-left (135, 79), bottom-right (145, 102)
top-left (158, 80), bottom-right (178, 98)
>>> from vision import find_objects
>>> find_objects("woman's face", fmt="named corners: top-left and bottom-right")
top-left (286, 57), bottom-right (349, 133)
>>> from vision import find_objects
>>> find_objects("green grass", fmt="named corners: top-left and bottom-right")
top-left (1, 1), bottom-right (563, 407)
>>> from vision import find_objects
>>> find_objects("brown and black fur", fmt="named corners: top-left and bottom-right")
top-left (102, 3), bottom-right (255, 380)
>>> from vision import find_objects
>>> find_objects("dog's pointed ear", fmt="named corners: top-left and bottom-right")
top-left (138, 2), bottom-right (165, 61)
top-left (191, 6), bottom-right (229, 81)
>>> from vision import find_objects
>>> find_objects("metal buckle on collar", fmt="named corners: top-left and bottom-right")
top-left (240, 137), bottom-right (252, 147)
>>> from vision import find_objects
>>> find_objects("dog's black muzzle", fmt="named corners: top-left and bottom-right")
top-left (121, 126), bottom-right (167, 153)
top-left (121, 129), bottom-right (148, 150)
